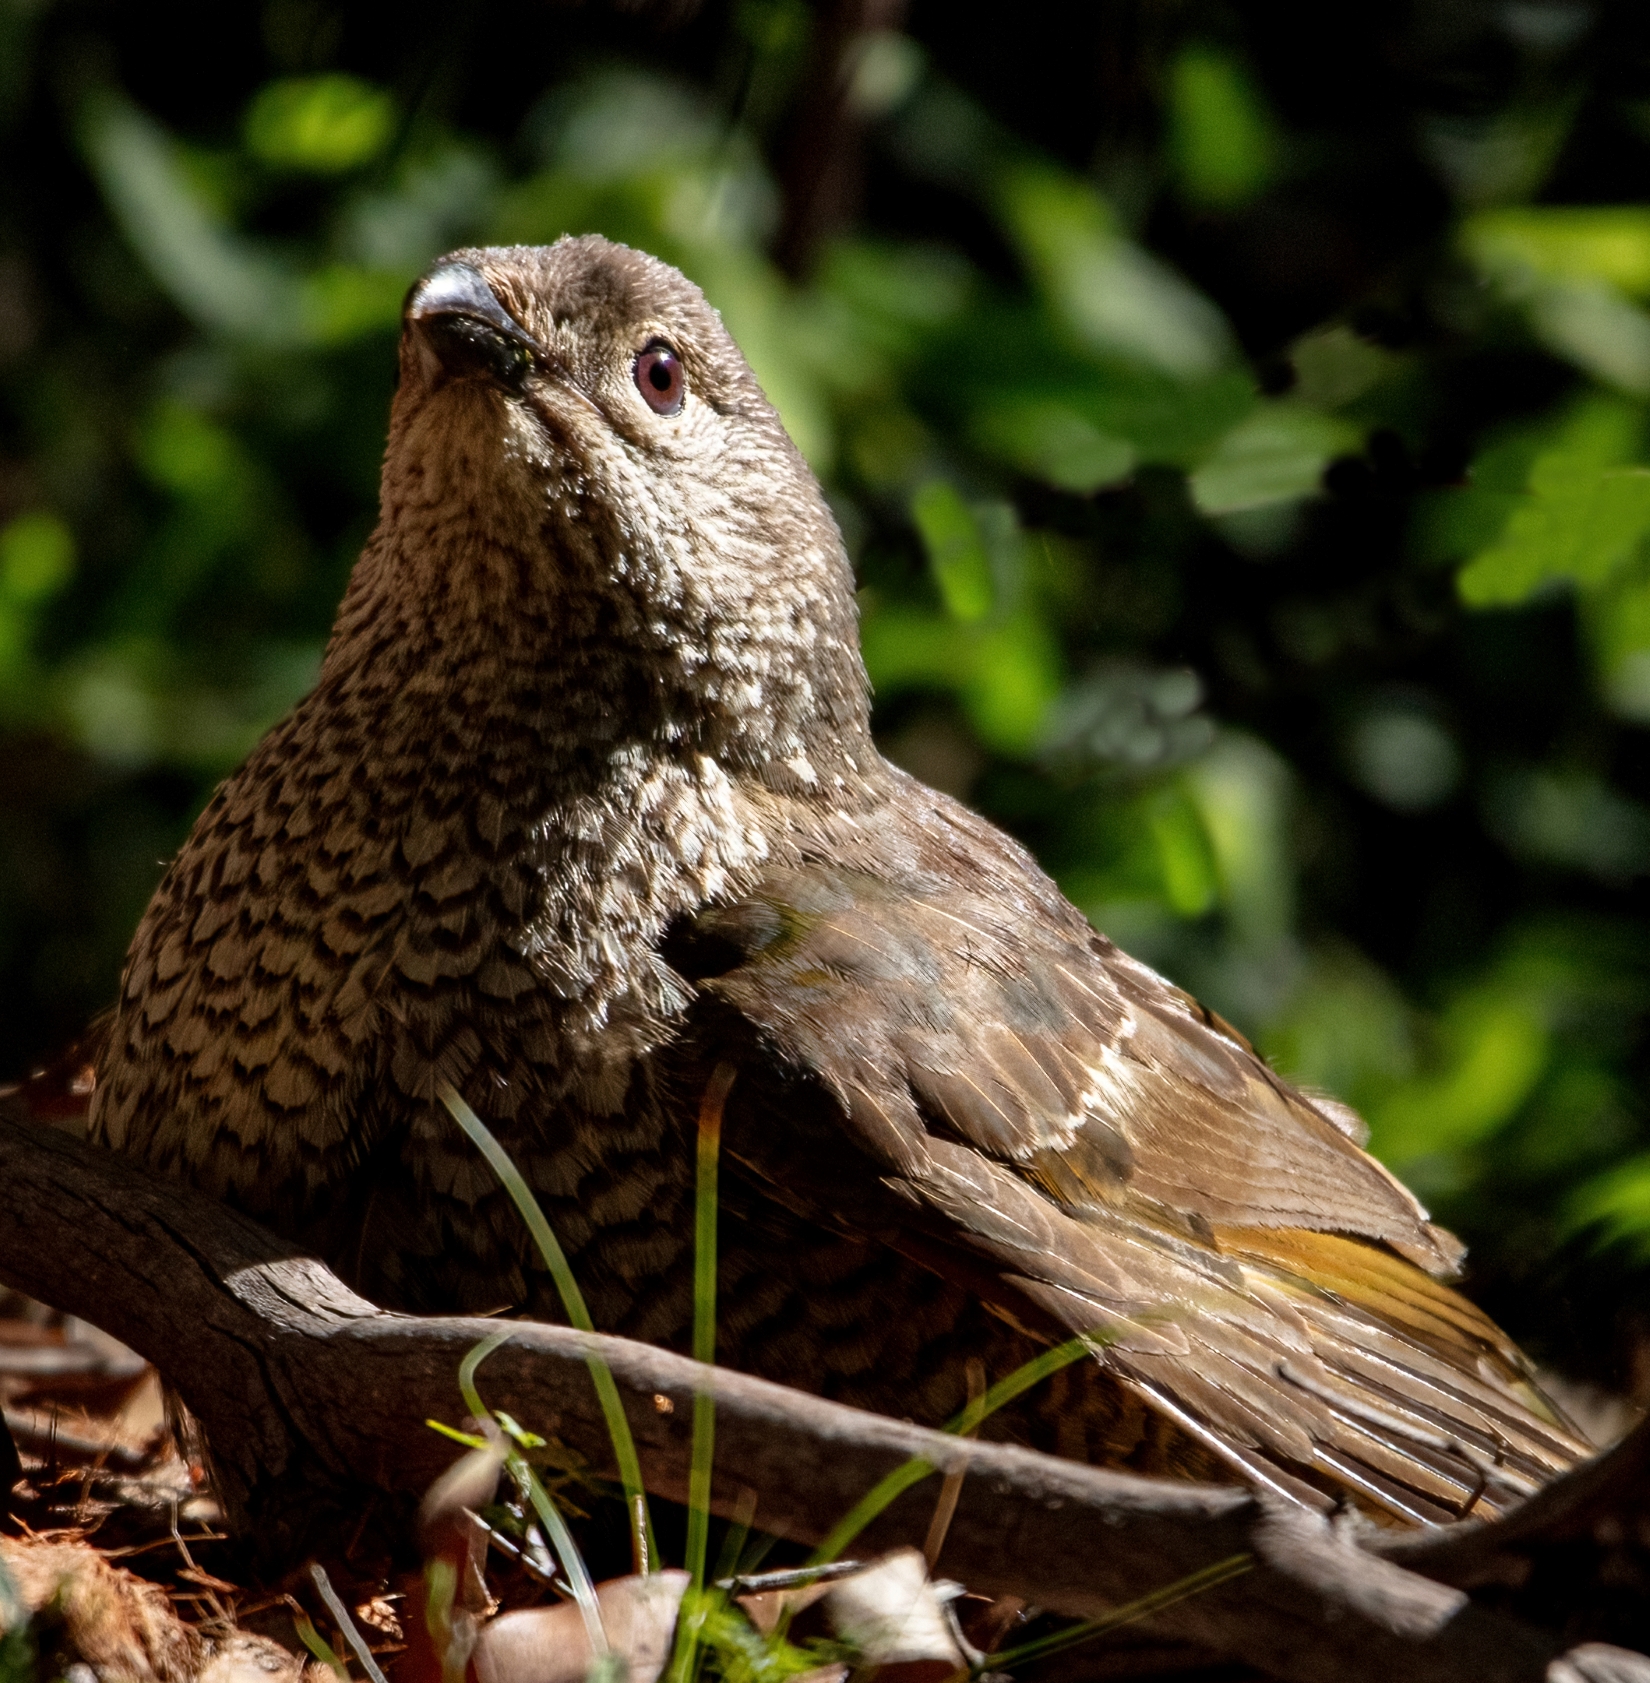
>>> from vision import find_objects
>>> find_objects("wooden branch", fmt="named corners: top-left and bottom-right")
top-left (0, 1112), bottom-right (1644, 1683)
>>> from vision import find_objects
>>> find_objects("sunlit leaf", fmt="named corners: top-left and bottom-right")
top-left (1564, 1151), bottom-right (1650, 1259)
top-left (910, 480), bottom-right (993, 620)
top-left (1464, 206), bottom-right (1650, 298)
top-left (0, 512), bottom-right (74, 603)
top-left (859, 595), bottom-right (1061, 756)
top-left (859, 602), bottom-right (976, 694)
top-left (81, 91), bottom-right (299, 342)
top-left (1147, 787), bottom-right (1218, 917)
top-left (970, 398), bottom-right (1134, 492)
top-left (965, 611), bottom-right (1062, 752)
top-left (1188, 402), bottom-right (1359, 515)
top-left (1368, 990), bottom-right (1551, 1167)
top-left (300, 265), bottom-right (409, 344)
top-left (996, 165), bottom-right (1234, 379)
top-left (1457, 397), bottom-right (1650, 605)
top-left (1588, 560), bottom-right (1650, 721)
top-left (1185, 734), bottom-right (1293, 945)
top-left (1525, 280), bottom-right (1650, 396)
top-left (1412, 421), bottom-right (1551, 566)
top-left (1166, 47), bottom-right (1278, 210)
top-left (244, 75), bottom-right (397, 175)
top-left (1464, 207), bottom-right (1650, 392)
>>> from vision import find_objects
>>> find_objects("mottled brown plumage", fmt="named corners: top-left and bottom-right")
top-left (91, 237), bottom-right (1588, 1524)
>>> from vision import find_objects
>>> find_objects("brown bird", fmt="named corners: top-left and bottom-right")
top-left (89, 238), bottom-right (1587, 1524)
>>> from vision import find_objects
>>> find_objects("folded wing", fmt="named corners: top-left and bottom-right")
top-left (679, 783), bottom-right (1587, 1521)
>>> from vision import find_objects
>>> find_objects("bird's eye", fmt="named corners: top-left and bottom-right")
top-left (634, 342), bottom-right (685, 416)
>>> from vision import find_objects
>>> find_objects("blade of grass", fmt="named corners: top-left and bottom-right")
top-left (291, 1609), bottom-right (349, 1683)
top-left (687, 1064), bottom-right (736, 1593)
top-left (437, 1081), bottom-right (656, 1574)
top-left (711, 1486), bottom-right (759, 1587)
top-left (808, 1332), bottom-right (1101, 1565)
top-left (670, 1064), bottom-right (738, 1683)
top-left (457, 1329), bottom-right (608, 1658)
top-left (420, 1560), bottom-right (466, 1683)
top-left (981, 1552), bottom-right (1253, 1671)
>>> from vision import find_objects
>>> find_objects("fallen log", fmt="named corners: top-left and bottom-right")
top-left (0, 1111), bottom-right (1644, 1683)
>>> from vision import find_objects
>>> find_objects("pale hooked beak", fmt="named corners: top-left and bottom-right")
top-left (403, 262), bottom-right (544, 390)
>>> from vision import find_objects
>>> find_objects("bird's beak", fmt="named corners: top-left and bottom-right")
top-left (403, 262), bottom-right (544, 390)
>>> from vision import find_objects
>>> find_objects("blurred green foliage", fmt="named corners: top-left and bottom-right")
top-left (5, 0), bottom-right (1650, 1383)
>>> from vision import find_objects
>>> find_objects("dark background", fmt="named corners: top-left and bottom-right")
top-left (3, 0), bottom-right (1649, 1401)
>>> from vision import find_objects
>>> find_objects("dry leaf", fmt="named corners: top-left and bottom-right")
top-left (473, 1571), bottom-right (690, 1683)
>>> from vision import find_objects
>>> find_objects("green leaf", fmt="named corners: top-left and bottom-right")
top-left (1463, 208), bottom-right (1650, 393)
top-left (244, 75), bottom-right (397, 175)
top-left (1166, 47), bottom-right (1278, 210)
top-left (1412, 423), bottom-right (1550, 565)
top-left (1457, 397), bottom-right (1650, 605)
top-left (910, 480), bottom-right (993, 620)
top-left (300, 265), bottom-right (409, 344)
top-left (0, 512), bottom-right (74, 603)
top-left (1184, 734), bottom-right (1293, 944)
top-left (1368, 991), bottom-right (1551, 1166)
top-left (1290, 325), bottom-right (1400, 411)
top-left (1589, 561), bottom-right (1650, 720)
top-left (996, 164), bottom-right (1234, 379)
top-left (966, 611), bottom-right (1062, 752)
top-left (1564, 1151), bottom-right (1650, 1260)
top-left (970, 398), bottom-right (1135, 492)
top-left (859, 603), bottom-right (976, 692)
top-left (858, 600), bottom-right (1061, 756)
top-left (1464, 205), bottom-right (1650, 298)
top-left (1188, 402), bottom-right (1359, 515)
top-left (81, 92), bottom-right (299, 342)
top-left (1147, 787), bottom-right (1218, 918)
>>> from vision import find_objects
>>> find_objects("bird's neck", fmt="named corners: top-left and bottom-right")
top-left (322, 509), bottom-right (879, 799)
top-left (300, 517), bottom-right (884, 1022)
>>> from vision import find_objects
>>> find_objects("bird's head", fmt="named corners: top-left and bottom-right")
top-left (339, 236), bottom-right (872, 790)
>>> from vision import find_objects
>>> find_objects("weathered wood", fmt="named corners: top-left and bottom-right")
top-left (0, 1112), bottom-right (1644, 1683)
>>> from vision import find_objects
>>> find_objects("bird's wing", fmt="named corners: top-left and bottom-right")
top-left (670, 789), bottom-right (1587, 1521)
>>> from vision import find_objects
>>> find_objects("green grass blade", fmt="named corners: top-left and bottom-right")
top-left (807, 1457), bottom-right (938, 1567)
top-left (983, 1552), bottom-right (1253, 1670)
top-left (807, 1332), bottom-right (1099, 1565)
top-left (291, 1610), bottom-right (349, 1683)
top-left (437, 1081), bottom-right (656, 1573)
top-left (686, 1064), bottom-right (735, 1592)
top-left (457, 1327), bottom-right (513, 1420)
top-left (454, 1329), bottom-right (609, 1656)
top-left (517, 1456), bottom-right (610, 1656)
top-left (671, 1064), bottom-right (738, 1683)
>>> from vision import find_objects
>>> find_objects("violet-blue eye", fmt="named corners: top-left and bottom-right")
top-left (634, 342), bottom-right (685, 416)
